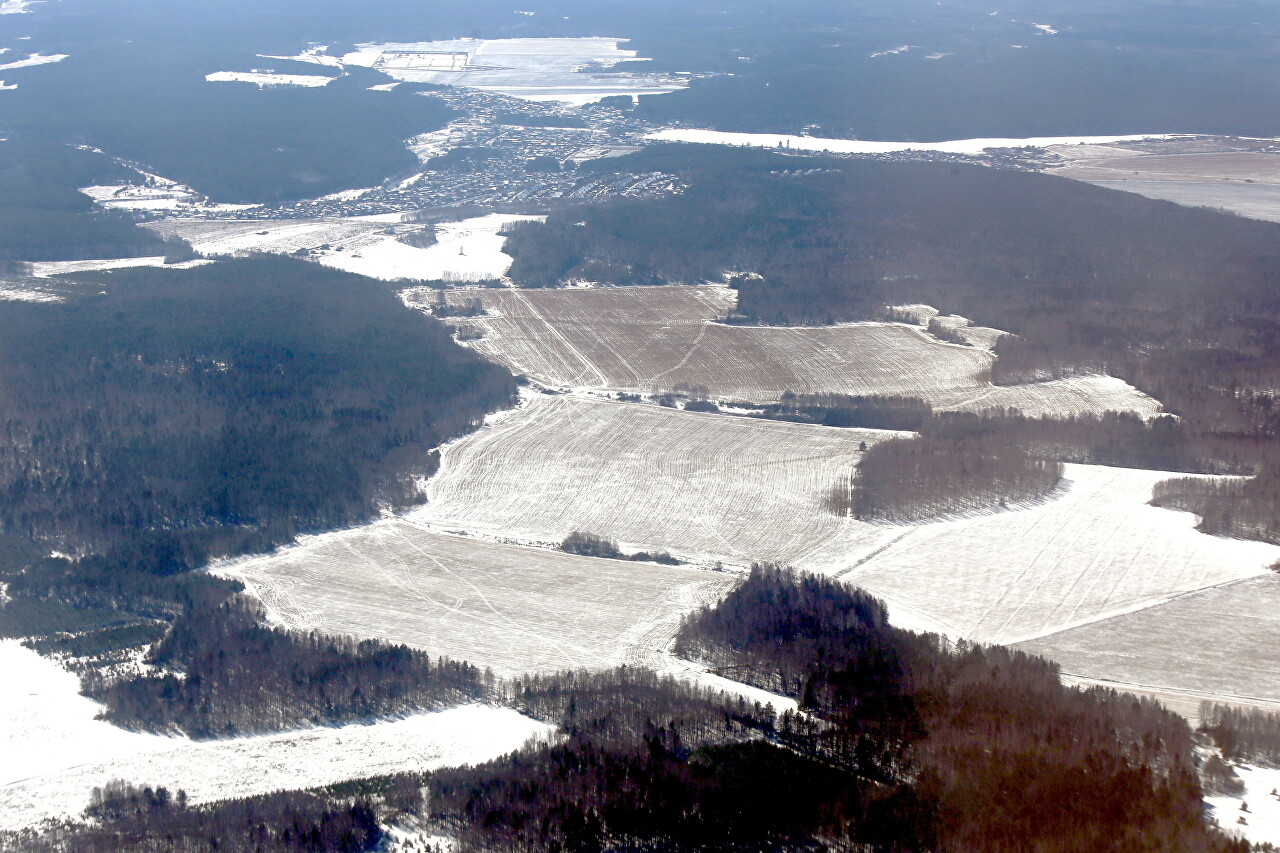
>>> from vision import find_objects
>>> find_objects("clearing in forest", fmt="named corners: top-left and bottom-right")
top-left (443, 285), bottom-right (1160, 417)
top-left (216, 519), bottom-right (737, 676)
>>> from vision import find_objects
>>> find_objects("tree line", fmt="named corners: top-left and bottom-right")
top-left (1, 778), bottom-right (417, 853)
top-left (82, 596), bottom-right (491, 738)
top-left (825, 434), bottom-right (1063, 522)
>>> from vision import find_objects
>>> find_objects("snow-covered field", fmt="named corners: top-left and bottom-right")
top-left (147, 213), bottom-right (542, 282)
top-left (843, 464), bottom-right (1280, 645)
top-left (264, 37), bottom-right (689, 105)
top-left (1205, 763), bottom-right (1280, 847)
top-left (216, 521), bottom-right (737, 675)
top-left (205, 70), bottom-right (336, 87)
top-left (1091, 180), bottom-right (1280, 224)
top-left (443, 285), bottom-right (1160, 416)
top-left (408, 395), bottom-right (1275, 652)
top-left (0, 641), bottom-right (553, 832)
top-left (1048, 141), bottom-right (1280, 223)
top-left (645, 129), bottom-right (1182, 156)
top-left (27, 256), bottom-right (212, 278)
top-left (1016, 573), bottom-right (1280, 707)
top-left (419, 394), bottom-right (902, 570)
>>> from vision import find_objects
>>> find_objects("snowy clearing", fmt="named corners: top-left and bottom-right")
top-left (26, 257), bottom-right (212, 278)
top-left (0, 641), bottom-right (553, 832)
top-left (1205, 763), bottom-right (1280, 847)
top-left (147, 213), bottom-right (542, 282)
top-left (205, 71), bottom-right (336, 87)
top-left (842, 464), bottom-right (1280, 645)
top-left (258, 37), bottom-right (690, 105)
top-left (441, 285), bottom-right (1160, 416)
top-left (419, 393), bottom-right (905, 570)
top-left (0, 52), bottom-right (65, 71)
top-left (1048, 140), bottom-right (1280, 223)
top-left (216, 522), bottom-right (737, 676)
top-left (644, 128), bottom-right (1183, 156)
top-left (1017, 573), bottom-right (1280, 709)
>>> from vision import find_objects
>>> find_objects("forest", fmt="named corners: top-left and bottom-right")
top-left (418, 567), bottom-right (1246, 852)
top-left (828, 434), bottom-right (1063, 522)
top-left (2, 778), bottom-right (422, 853)
top-left (0, 256), bottom-right (515, 624)
top-left (0, 141), bottom-right (168, 262)
top-left (1200, 703), bottom-right (1280, 768)
top-left (84, 597), bottom-right (491, 737)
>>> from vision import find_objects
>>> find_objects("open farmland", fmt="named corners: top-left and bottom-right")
top-left (1047, 138), bottom-right (1280, 223)
top-left (842, 464), bottom-right (1280, 645)
top-left (443, 285), bottom-right (1160, 416)
top-left (147, 213), bottom-right (541, 281)
top-left (419, 394), bottom-right (904, 570)
top-left (217, 520), bottom-right (737, 676)
top-left (1015, 574), bottom-right (1280, 713)
top-left (0, 641), bottom-right (552, 832)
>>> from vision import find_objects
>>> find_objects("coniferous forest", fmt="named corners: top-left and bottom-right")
top-left (0, 256), bottom-right (516, 622)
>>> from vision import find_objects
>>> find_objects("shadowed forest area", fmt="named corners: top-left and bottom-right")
top-left (0, 256), bottom-right (516, 627)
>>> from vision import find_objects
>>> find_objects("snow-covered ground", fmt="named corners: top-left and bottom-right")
top-left (205, 70), bottom-right (336, 87)
top-left (81, 182), bottom-right (260, 214)
top-left (260, 37), bottom-right (690, 105)
top-left (442, 285), bottom-right (1161, 417)
top-left (27, 256), bottom-right (212, 277)
top-left (0, 0), bottom-right (40, 13)
top-left (0, 640), bottom-right (553, 832)
top-left (1205, 763), bottom-right (1280, 847)
top-left (0, 51), bottom-right (65, 70)
top-left (644, 128), bottom-right (1183, 156)
top-left (146, 213), bottom-right (542, 282)
top-left (419, 400), bottom-right (1277, 649)
top-left (418, 393), bottom-right (903, 571)
top-left (1018, 573), bottom-right (1280, 708)
top-left (843, 464), bottom-right (1280, 645)
top-left (217, 522), bottom-right (737, 676)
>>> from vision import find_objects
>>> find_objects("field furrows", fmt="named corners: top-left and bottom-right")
top-left (447, 285), bottom-right (1160, 416)
top-left (1016, 573), bottom-right (1280, 707)
top-left (842, 464), bottom-right (1280, 645)
top-left (218, 520), bottom-right (737, 676)
top-left (419, 394), bottom-right (903, 570)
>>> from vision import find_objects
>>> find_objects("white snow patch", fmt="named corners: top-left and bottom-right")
top-left (869, 45), bottom-right (916, 58)
top-left (0, 286), bottom-right (63, 302)
top-left (257, 46), bottom-right (344, 68)
top-left (367, 81), bottom-right (401, 91)
top-left (266, 37), bottom-right (693, 104)
top-left (0, 51), bottom-right (65, 71)
top-left (0, 80), bottom-right (15, 90)
top-left (645, 128), bottom-right (1187, 156)
top-left (206, 70), bottom-right (335, 87)
top-left (27, 257), bottom-right (212, 277)
top-left (0, 0), bottom-right (40, 13)
top-left (1206, 763), bottom-right (1280, 846)
top-left (1032, 23), bottom-right (1059, 35)
top-left (0, 641), bottom-right (552, 832)
top-left (149, 213), bottom-right (542, 283)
